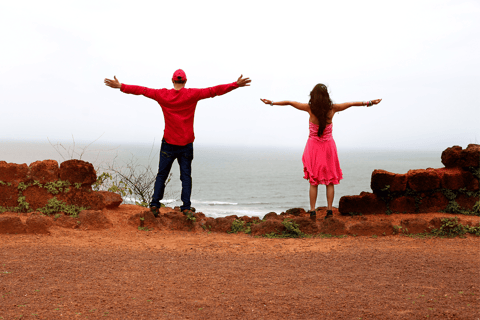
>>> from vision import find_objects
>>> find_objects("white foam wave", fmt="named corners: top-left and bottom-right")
top-left (191, 200), bottom-right (238, 206)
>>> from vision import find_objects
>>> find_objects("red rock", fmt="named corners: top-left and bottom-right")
top-left (441, 146), bottom-right (463, 168)
top-left (284, 208), bottom-right (306, 216)
top-left (455, 194), bottom-right (478, 211)
top-left (348, 221), bottom-right (394, 236)
top-left (436, 168), bottom-right (465, 190)
top-left (318, 218), bottom-right (346, 236)
top-left (78, 210), bottom-right (113, 230)
top-left (0, 162), bottom-right (29, 186)
top-left (54, 214), bottom-right (80, 229)
top-left (429, 217), bottom-right (444, 230)
top-left (339, 192), bottom-right (387, 215)
top-left (26, 213), bottom-right (53, 234)
top-left (400, 218), bottom-right (429, 234)
top-left (418, 192), bottom-right (449, 213)
top-left (166, 211), bottom-right (197, 231)
top-left (262, 212), bottom-right (282, 220)
top-left (29, 160), bottom-right (59, 183)
top-left (250, 220), bottom-right (285, 236)
top-left (59, 160), bottom-right (97, 186)
top-left (58, 188), bottom-right (105, 211)
top-left (461, 144), bottom-right (480, 167)
top-left (0, 185), bottom-right (19, 208)
top-left (128, 209), bottom-right (159, 229)
top-left (96, 191), bottom-right (123, 209)
top-left (0, 216), bottom-right (26, 234)
top-left (390, 196), bottom-right (416, 213)
top-left (205, 216), bottom-right (237, 233)
top-left (371, 170), bottom-right (407, 193)
top-left (463, 171), bottom-right (479, 191)
top-left (291, 217), bottom-right (318, 234)
top-left (407, 169), bottom-right (440, 192)
top-left (22, 186), bottom-right (54, 211)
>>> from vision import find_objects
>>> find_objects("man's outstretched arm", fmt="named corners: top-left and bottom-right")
top-left (104, 75), bottom-right (159, 100)
top-left (197, 75), bottom-right (251, 100)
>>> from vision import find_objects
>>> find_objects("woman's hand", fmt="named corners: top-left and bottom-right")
top-left (371, 99), bottom-right (382, 105)
top-left (104, 76), bottom-right (122, 89)
top-left (260, 98), bottom-right (273, 105)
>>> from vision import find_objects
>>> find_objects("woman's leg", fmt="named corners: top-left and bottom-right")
top-left (309, 184), bottom-right (318, 211)
top-left (326, 183), bottom-right (335, 211)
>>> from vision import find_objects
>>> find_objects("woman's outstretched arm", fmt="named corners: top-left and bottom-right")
top-left (260, 99), bottom-right (309, 111)
top-left (333, 99), bottom-right (382, 112)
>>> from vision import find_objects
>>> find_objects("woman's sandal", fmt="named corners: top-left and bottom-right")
top-left (325, 210), bottom-right (333, 219)
top-left (308, 210), bottom-right (316, 217)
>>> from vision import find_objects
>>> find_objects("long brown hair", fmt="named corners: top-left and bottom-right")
top-left (309, 83), bottom-right (333, 137)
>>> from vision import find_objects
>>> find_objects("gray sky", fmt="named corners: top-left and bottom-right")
top-left (1, 0), bottom-right (479, 151)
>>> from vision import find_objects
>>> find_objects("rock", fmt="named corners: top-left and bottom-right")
top-left (371, 170), bottom-right (407, 193)
top-left (59, 160), bottom-right (97, 186)
top-left (78, 210), bottom-right (113, 230)
top-left (0, 216), bottom-right (26, 234)
top-left (429, 217), bottom-right (443, 230)
top-left (128, 209), bottom-right (158, 229)
top-left (204, 216), bottom-right (237, 233)
top-left (54, 214), bottom-right (80, 229)
top-left (400, 218), bottom-right (429, 234)
top-left (441, 146), bottom-right (463, 168)
top-left (390, 196), bottom-right (416, 213)
top-left (97, 191), bottom-right (123, 209)
top-left (29, 160), bottom-right (60, 184)
top-left (461, 144), bottom-right (480, 167)
top-left (348, 221), bottom-right (394, 236)
top-left (58, 188), bottom-right (105, 211)
top-left (291, 217), bottom-right (318, 234)
top-left (407, 169), bottom-right (440, 192)
top-left (250, 220), bottom-right (285, 236)
top-left (318, 218), bottom-right (346, 236)
top-left (437, 168), bottom-right (467, 190)
top-left (262, 212), bottom-right (281, 220)
top-left (455, 194), bottom-right (479, 211)
top-left (284, 208), bottom-right (306, 216)
top-left (0, 184), bottom-right (19, 207)
top-left (339, 192), bottom-right (387, 215)
top-left (418, 192), bottom-right (449, 213)
top-left (22, 186), bottom-right (54, 210)
top-left (166, 211), bottom-right (196, 231)
top-left (0, 162), bottom-right (29, 186)
top-left (26, 213), bottom-right (53, 234)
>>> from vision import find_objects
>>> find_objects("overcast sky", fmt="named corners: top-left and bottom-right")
top-left (1, 0), bottom-right (479, 151)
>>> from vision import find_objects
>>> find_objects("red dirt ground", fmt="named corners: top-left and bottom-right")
top-left (1, 206), bottom-right (479, 319)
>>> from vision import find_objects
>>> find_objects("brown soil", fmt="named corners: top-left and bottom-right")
top-left (1, 206), bottom-right (479, 319)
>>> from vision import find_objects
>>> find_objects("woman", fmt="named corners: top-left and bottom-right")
top-left (261, 84), bottom-right (382, 218)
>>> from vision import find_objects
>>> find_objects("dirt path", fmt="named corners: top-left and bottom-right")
top-left (1, 228), bottom-right (479, 319)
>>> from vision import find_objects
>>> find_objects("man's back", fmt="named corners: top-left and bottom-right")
top-left (121, 83), bottom-right (238, 146)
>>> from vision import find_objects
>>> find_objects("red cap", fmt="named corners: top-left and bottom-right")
top-left (172, 69), bottom-right (187, 81)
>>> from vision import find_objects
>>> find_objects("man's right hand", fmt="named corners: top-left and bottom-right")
top-left (104, 76), bottom-right (122, 89)
top-left (237, 75), bottom-right (251, 87)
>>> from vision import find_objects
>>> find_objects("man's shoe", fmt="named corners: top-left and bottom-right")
top-left (325, 210), bottom-right (333, 219)
top-left (182, 207), bottom-right (196, 215)
top-left (150, 206), bottom-right (159, 218)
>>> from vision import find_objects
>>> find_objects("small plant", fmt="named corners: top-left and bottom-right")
top-left (53, 213), bottom-right (61, 220)
top-left (37, 197), bottom-right (87, 217)
top-left (138, 226), bottom-right (151, 231)
top-left (393, 225), bottom-right (402, 235)
top-left (229, 219), bottom-right (245, 234)
top-left (282, 218), bottom-right (304, 237)
top-left (372, 234), bottom-right (378, 239)
top-left (430, 217), bottom-right (480, 237)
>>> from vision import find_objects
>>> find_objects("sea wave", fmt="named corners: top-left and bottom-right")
top-left (191, 200), bottom-right (238, 206)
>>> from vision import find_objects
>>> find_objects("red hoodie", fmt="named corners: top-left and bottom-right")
top-left (120, 82), bottom-right (238, 146)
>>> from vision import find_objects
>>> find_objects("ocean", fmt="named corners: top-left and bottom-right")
top-left (0, 141), bottom-right (442, 218)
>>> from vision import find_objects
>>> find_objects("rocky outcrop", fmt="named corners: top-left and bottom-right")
top-left (0, 159), bottom-right (122, 215)
top-left (339, 144), bottom-right (479, 216)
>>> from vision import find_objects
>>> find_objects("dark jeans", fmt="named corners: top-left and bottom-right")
top-left (150, 139), bottom-right (193, 211)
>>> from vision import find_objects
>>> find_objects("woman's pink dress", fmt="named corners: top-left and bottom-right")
top-left (302, 122), bottom-right (343, 186)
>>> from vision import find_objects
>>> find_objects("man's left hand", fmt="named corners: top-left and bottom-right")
top-left (104, 76), bottom-right (122, 89)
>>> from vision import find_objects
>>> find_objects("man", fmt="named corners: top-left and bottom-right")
top-left (104, 70), bottom-right (251, 216)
